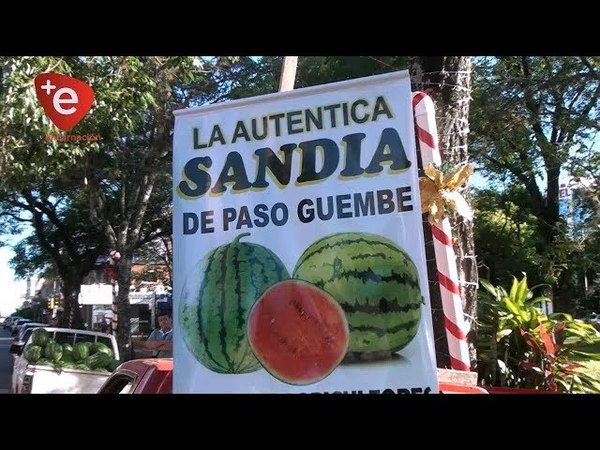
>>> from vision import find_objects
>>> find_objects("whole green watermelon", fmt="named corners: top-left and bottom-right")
top-left (72, 342), bottom-right (89, 361)
top-left (105, 359), bottom-right (121, 372)
top-left (90, 342), bottom-right (113, 358)
top-left (180, 232), bottom-right (290, 374)
top-left (24, 345), bottom-right (43, 364)
top-left (44, 342), bottom-right (63, 362)
top-left (61, 350), bottom-right (75, 363)
top-left (31, 328), bottom-right (50, 347)
top-left (293, 232), bottom-right (423, 360)
top-left (86, 353), bottom-right (112, 370)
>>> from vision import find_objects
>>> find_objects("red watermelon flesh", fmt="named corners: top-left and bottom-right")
top-left (247, 279), bottom-right (349, 385)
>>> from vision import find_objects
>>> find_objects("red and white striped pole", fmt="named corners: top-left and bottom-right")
top-left (412, 91), bottom-right (471, 371)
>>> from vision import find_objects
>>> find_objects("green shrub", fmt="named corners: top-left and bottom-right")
top-left (476, 275), bottom-right (600, 393)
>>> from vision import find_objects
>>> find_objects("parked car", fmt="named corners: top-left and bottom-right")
top-left (584, 312), bottom-right (600, 330)
top-left (3, 316), bottom-right (23, 330)
top-left (15, 327), bottom-right (38, 348)
top-left (97, 358), bottom-right (172, 394)
top-left (15, 323), bottom-right (48, 342)
top-left (11, 319), bottom-right (32, 335)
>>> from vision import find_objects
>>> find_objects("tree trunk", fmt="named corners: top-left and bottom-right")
top-left (160, 236), bottom-right (173, 287)
top-left (410, 56), bottom-right (478, 367)
top-left (61, 280), bottom-right (85, 329)
top-left (114, 254), bottom-right (133, 361)
top-left (555, 270), bottom-right (575, 313)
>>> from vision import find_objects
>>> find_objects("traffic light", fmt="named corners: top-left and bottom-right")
top-left (48, 297), bottom-right (63, 309)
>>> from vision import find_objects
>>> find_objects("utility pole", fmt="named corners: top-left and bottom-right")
top-left (278, 57), bottom-right (298, 92)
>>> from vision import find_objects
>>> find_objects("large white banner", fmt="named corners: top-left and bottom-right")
top-left (79, 284), bottom-right (112, 305)
top-left (172, 70), bottom-right (439, 393)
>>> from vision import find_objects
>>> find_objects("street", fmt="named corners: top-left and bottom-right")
top-left (0, 328), bottom-right (14, 393)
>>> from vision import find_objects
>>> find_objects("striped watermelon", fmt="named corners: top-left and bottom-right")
top-left (180, 232), bottom-right (290, 374)
top-left (106, 359), bottom-right (121, 372)
top-left (61, 350), bottom-right (75, 363)
top-left (24, 345), bottom-right (43, 364)
top-left (62, 343), bottom-right (73, 353)
top-left (31, 328), bottom-right (49, 347)
top-left (72, 342), bottom-right (89, 362)
top-left (86, 353), bottom-right (111, 370)
top-left (90, 342), bottom-right (113, 358)
top-left (44, 342), bottom-right (63, 362)
top-left (293, 232), bottom-right (423, 360)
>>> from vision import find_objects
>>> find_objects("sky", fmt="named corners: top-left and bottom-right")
top-left (0, 247), bottom-right (26, 317)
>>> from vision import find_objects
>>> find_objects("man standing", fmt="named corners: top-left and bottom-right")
top-left (145, 310), bottom-right (173, 358)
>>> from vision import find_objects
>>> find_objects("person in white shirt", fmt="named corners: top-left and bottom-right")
top-left (145, 311), bottom-right (173, 358)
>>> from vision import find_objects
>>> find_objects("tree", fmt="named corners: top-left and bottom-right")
top-left (224, 56), bottom-right (409, 99)
top-left (410, 56), bottom-right (476, 368)
top-left (80, 57), bottom-right (226, 359)
top-left (131, 235), bottom-right (172, 287)
top-left (470, 56), bottom-right (600, 312)
top-left (0, 56), bottom-right (225, 356)
top-left (12, 306), bottom-right (34, 320)
top-left (0, 57), bottom-right (109, 328)
top-left (7, 196), bottom-right (108, 328)
top-left (472, 187), bottom-right (546, 287)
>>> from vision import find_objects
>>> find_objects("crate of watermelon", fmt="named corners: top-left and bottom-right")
top-left (10, 327), bottom-right (121, 394)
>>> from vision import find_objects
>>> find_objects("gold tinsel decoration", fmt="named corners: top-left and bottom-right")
top-left (419, 162), bottom-right (474, 224)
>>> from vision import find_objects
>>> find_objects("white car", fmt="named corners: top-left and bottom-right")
top-left (15, 323), bottom-right (49, 342)
top-left (586, 313), bottom-right (600, 327)
top-left (3, 316), bottom-right (23, 330)
top-left (11, 319), bottom-right (32, 335)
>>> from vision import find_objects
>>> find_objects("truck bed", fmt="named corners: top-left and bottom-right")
top-left (28, 364), bottom-right (111, 394)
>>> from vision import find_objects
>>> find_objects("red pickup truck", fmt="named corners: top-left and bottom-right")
top-left (98, 358), bottom-right (554, 394)
top-left (97, 358), bottom-right (173, 394)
